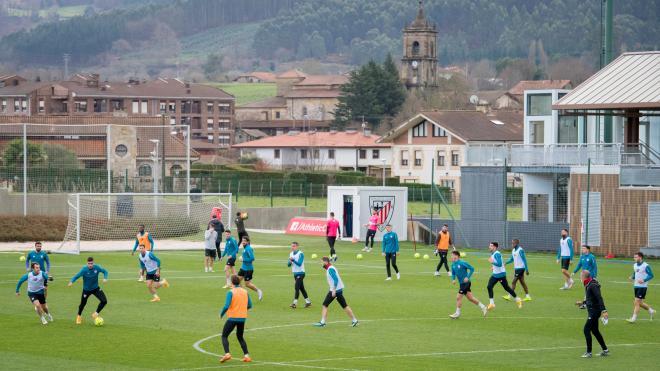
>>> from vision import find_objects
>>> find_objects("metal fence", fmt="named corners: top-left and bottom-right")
top-left (0, 123), bottom-right (192, 216)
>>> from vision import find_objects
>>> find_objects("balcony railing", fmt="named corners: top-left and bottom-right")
top-left (466, 143), bottom-right (624, 167)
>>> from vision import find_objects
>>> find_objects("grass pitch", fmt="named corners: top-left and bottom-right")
top-left (1, 232), bottom-right (658, 370)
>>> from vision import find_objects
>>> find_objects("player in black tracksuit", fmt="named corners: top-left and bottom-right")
top-left (579, 270), bottom-right (609, 358)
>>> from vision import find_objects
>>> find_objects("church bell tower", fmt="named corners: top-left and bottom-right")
top-left (400, 1), bottom-right (438, 89)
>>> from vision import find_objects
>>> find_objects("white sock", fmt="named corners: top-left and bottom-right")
top-left (320, 319), bottom-right (326, 324)
top-left (515, 297), bottom-right (521, 302)
top-left (456, 308), bottom-right (461, 315)
top-left (489, 298), bottom-right (495, 305)
top-left (293, 299), bottom-right (298, 305)
top-left (631, 314), bottom-right (637, 320)
top-left (478, 302), bottom-right (486, 309)
top-left (305, 298), bottom-right (311, 304)
top-left (526, 294), bottom-right (531, 298)
top-left (352, 316), bottom-right (357, 322)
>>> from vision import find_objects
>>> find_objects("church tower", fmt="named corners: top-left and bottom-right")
top-left (400, 1), bottom-right (438, 89)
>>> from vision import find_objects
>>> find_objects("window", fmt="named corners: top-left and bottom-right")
top-left (218, 103), bottom-right (231, 114)
top-left (169, 118), bottom-right (176, 126)
top-left (302, 106), bottom-right (308, 116)
top-left (138, 164), bottom-right (152, 177)
top-left (1, 99), bottom-right (7, 112)
top-left (275, 111), bottom-right (281, 119)
top-left (132, 100), bottom-right (139, 113)
top-left (22, 99), bottom-right (27, 112)
top-left (170, 164), bottom-right (182, 175)
top-left (218, 135), bottom-right (231, 146)
top-left (412, 41), bottom-right (420, 55)
top-left (75, 100), bottom-right (88, 112)
top-left (441, 180), bottom-right (455, 189)
top-left (14, 98), bottom-right (27, 112)
top-left (412, 121), bottom-right (426, 137)
top-left (414, 150), bottom-right (422, 166)
top-left (530, 121), bottom-right (545, 144)
top-left (207, 119), bottom-right (214, 131)
top-left (432, 125), bottom-right (447, 137)
top-left (93, 99), bottom-right (107, 113)
top-left (359, 149), bottom-right (367, 159)
top-left (372, 149), bottom-right (380, 159)
top-left (558, 115), bottom-right (579, 143)
top-left (207, 135), bottom-right (214, 143)
top-left (140, 101), bottom-right (148, 114)
top-left (218, 119), bottom-right (230, 130)
top-left (451, 151), bottom-right (459, 166)
top-left (437, 152), bottom-right (445, 166)
top-left (111, 99), bottom-right (123, 111)
top-left (400, 150), bottom-right (409, 166)
top-left (168, 102), bottom-right (176, 113)
top-left (300, 149), bottom-right (308, 159)
top-left (160, 102), bottom-right (167, 114)
top-left (328, 149), bottom-right (335, 159)
top-left (274, 149), bottom-right (280, 159)
top-left (527, 94), bottom-right (552, 116)
top-left (38, 99), bottom-right (45, 113)
top-left (207, 102), bottom-right (214, 114)
top-left (313, 149), bottom-right (320, 159)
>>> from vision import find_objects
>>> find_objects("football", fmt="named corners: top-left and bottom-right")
top-left (356, 254), bottom-right (363, 260)
top-left (311, 253), bottom-right (318, 259)
top-left (423, 254), bottom-right (430, 260)
top-left (414, 253), bottom-right (421, 259)
top-left (19, 255), bottom-right (26, 262)
top-left (94, 317), bottom-right (104, 326)
top-left (460, 252), bottom-right (467, 257)
top-left (241, 212), bottom-right (249, 220)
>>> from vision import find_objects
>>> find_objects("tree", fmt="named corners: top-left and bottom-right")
top-left (1, 139), bottom-right (47, 168)
top-left (42, 144), bottom-right (80, 169)
top-left (333, 56), bottom-right (405, 128)
top-left (202, 53), bottom-right (224, 80)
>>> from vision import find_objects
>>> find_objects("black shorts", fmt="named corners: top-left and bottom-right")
top-left (322, 290), bottom-right (347, 308)
top-left (28, 292), bottom-right (46, 304)
top-left (238, 269), bottom-right (253, 282)
top-left (514, 269), bottom-right (526, 278)
top-left (226, 257), bottom-right (236, 267)
top-left (205, 249), bottom-right (217, 258)
top-left (238, 231), bottom-right (248, 241)
top-left (146, 273), bottom-right (160, 282)
top-left (561, 258), bottom-right (571, 270)
top-left (635, 287), bottom-right (647, 299)
top-left (366, 229), bottom-right (377, 238)
top-left (327, 236), bottom-right (336, 247)
top-left (458, 282), bottom-right (471, 295)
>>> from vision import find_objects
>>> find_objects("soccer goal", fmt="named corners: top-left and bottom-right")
top-left (57, 193), bottom-right (232, 254)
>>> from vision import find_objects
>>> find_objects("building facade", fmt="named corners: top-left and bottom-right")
top-left (0, 74), bottom-right (235, 154)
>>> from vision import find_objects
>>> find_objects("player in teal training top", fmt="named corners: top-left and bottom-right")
top-left (26, 241), bottom-right (51, 277)
top-left (572, 245), bottom-right (597, 309)
top-left (237, 237), bottom-right (263, 300)
top-left (222, 230), bottom-right (240, 288)
top-left (137, 244), bottom-right (169, 302)
top-left (450, 251), bottom-right (488, 319)
top-left (16, 262), bottom-right (52, 325)
top-left (68, 256), bottom-right (109, 325)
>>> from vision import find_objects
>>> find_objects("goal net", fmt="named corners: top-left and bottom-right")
top-left (58, 193), bottom-right (232, 254)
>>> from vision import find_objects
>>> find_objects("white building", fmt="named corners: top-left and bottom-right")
top-left (233, 130), bottom-right (391, 176)
top-left (378, 110), bottom-right (523, 195)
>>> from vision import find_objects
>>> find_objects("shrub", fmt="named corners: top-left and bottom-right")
top-left (0, 215), bottom-right (68, 242)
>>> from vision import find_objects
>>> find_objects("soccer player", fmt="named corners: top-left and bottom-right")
top-left (209, 214), bottom-right (225, 258)
top-left (26, 241), bottom-right (50, 278)
top-left (288, 242), bottom-right (311, 308)
top-left (16, 262), bottom-right (52, 325)
top-left (132, 224), bottom-right (154, 282)
top-left (219, 275), bottom-right (252, 363)
top-left (222, 230), bottom-right (239, 289)
top-left (326, 212), bottom-right (341, 262)
top-left (362, 209), bottom-right (379, 252)
top-left (434, 224), bottom-right (453, 277)
top-left (579, 270), bottom-right (609, 358)
top-left (503, 239), bottom-right (531, 302)
top-left (314, 256), bottom-right (358, 327)
top-left (486, 242), bottom-right (522, 310)
top-left (626, 252), bottom-right (655, 323)
top-left (68, 257), bottom-right (108, 325)
top-left (237, 237), bottom-right (263, 301)
top-left (204, 224), bottom-right (219, 272)
top-left (234, 212), bottom-right (248, 242)
top-left (449, 251), bottom-right (488, 319)
top-left (138, 244), bottom-right (169, 302)
top-left (572, 244), bottom-right (597, 308)
top-left (557, 228), bottom-right (574, 290)
top-left (381, 224), bottom-right (400, 281)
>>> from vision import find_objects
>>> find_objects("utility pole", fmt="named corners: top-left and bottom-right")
top-left (63, 54), bottom-right (71, 79)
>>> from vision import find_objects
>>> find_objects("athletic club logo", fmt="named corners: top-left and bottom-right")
top-left (369, 196), bottom-right (395, 231)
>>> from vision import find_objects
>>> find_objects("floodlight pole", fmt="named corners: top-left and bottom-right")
top-left (22, 124), bottom-right (27, 216)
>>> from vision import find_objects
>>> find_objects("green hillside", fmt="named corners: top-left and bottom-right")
top-left (207, 83), bottom-right (277, 106)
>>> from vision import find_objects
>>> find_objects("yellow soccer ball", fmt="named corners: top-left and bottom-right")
top-left (356, 254), bottom-right (363, 260)
top-left (460, 252), bottom-right (467, 257)
top-left (423, 254), bottom-right (430, 260)
top-left (414, 253), bottom-right (421, 259)
top-left (19, 255), bottom-right (26, 262)
top-left (241, 212), bottom-right (249, 220)
top-left (94, 316), bottom-right (104, 326)
top-left (311, 253), bottom-right (318, 259)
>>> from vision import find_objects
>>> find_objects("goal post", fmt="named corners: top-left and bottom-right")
top-left (58, 193), bottom-right (232, 254)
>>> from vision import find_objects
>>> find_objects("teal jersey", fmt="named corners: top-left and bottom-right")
top-left (241, 244), bottom-right (255, 270)
top-left (381, 231), bottom-right (400, 253)
top-left (222, 237), bottom-right (239, 258)
top-left (573, 253), bottom-right (597, 278)
top-left (26, 250), bottom-right (50, 272)
top-left (451, 259), bottom-right (475, 283)
top-left (71, 264), bottom-right (108, 291)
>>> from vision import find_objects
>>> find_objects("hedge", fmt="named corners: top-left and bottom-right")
top-left (0, 216), bottom-right (68, 242)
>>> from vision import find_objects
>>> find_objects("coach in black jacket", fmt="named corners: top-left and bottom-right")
top-left (580, 270), bottom-right (609, 358)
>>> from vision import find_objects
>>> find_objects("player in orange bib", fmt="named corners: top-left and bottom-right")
top-left (434, 224), bottom-right (454, 277)
top-left (219, 275), bottom-right (253, 363)
top-left (131, 224), bottom-right (154, 282)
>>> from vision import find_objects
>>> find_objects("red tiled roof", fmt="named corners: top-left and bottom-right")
top-left (507, 80), bottom-right (571, 96)
top-left (235, 72), bottom-right (276, 82)
top-left (277, 69), bottom-right (308, 79)
top-left (284, 89), bottom-right (342, 98)
top-left (236, 120), bottom-right (332, 129)
top-left (294, 75), bottom-right (348, 86)
top-left (233, 131), bottom-right (390, 148)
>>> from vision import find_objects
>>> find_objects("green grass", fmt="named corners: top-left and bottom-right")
top-left (232, 195), bottom-right (522, 220)
top-left (2, 232), bottom-right (659, 370)
top-left (207, 83), bottom-right (277, 106)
